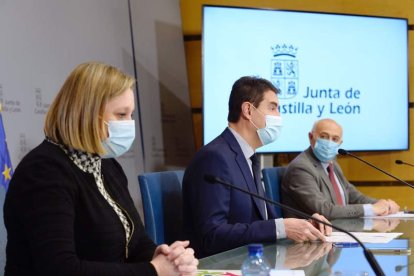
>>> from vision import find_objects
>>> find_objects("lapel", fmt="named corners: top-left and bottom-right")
top-left (305, 147), bottom-right (340, 205)
top-left (222, 128), bottom-right (267, 220)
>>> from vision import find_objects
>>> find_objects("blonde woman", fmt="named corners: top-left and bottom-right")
top-left (4, 62), bottom-right (198, 276)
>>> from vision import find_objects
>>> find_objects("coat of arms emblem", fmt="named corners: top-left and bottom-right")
top-left (271, 44), bottom-right (298, 99)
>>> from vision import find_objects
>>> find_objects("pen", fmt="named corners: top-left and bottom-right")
top-left (333, 242), bottom-right (359, 248)
top-left (369, 248), bottom-right (411, 255)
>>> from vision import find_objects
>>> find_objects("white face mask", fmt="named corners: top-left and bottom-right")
top-left (256, 115), bottom-right (283, 145)
top-left (101, 120), bottom-right (135, 158)
top-left (249, 104), bottom-right (283, 146)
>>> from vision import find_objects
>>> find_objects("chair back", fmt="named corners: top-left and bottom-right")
top-left (138, 170), bottom-right (184, 245)
top-left (262, 166), bottom-right (287, 217)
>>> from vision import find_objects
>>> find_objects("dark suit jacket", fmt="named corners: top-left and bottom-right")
top-left (182, 128), bottom-right (278, 258)
top-left (4, 141), bottom-right (156, 275)
top-left (281, 147), bottom-right (377, 219)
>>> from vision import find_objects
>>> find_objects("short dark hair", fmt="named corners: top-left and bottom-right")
top-left (227, 76), bottom-right (279, 122)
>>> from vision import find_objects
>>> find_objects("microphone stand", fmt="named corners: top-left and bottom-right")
top-left (204, 174), bottom-right (385, 276)
top-left (395, 261), bottom-right (414, 272)
top-left (338, 149), bottom-right (414, 189)
top-left (395, 159), bottom-right (414, 168)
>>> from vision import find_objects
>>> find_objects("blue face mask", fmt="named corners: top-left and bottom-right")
top-left (101, 120), bottom-right (135, 158)
top-left (249, 104), bottom-right (283, 146)
top-left (313, 138), bottom-right (340, 162)
top-left (256, 115), bottom-right (283, 146)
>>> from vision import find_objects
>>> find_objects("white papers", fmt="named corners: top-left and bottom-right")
top-left (325, 232), bottom-right (403, 243)
top-left (197, 270), bottom-right (241, 275)
top-left (270, 270), bottom-right (305, 276)
top-left (364, 211), bottom-right (414, 219)
top-left (198, 269), bottom-right (305, 276)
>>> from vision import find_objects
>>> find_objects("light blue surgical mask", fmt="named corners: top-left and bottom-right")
top-left (313, 138), bottom-right (340, 162)
top-left (256, 115), bottom-right (283, 146)
top-left (101, 120), bottom-right (135, 158)
top-left (250, 104), bottom-right (283, 146)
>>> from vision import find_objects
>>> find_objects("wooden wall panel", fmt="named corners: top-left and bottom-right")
top-left (180, 0), bottom-right (414, 208)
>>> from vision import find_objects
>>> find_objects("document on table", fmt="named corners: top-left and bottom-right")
top-left (197, 269), bottom-right (305, 276)
top-left (364, 211), bottom-right (414, 219)
top-left (326, 232), bottom-right (403, 243)
top-left (197, 270), bottom-right (241, 276)
top-left (270, 270), bottom-right (305, 276)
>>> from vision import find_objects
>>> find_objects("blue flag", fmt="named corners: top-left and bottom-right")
top-left (0, 107), bottom-right (13, 190)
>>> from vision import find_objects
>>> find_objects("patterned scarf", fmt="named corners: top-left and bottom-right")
top-left (45, 138), bottom-right (132, 245)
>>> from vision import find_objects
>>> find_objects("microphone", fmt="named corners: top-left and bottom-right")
top-left (395, 261), bottom-right (414, 272)
top-left (338, 149), bottom-right (414, 189)
top-left (395, 159), bottom-right (414, 167)
top-left (204, 174), bottom-right (385, 276)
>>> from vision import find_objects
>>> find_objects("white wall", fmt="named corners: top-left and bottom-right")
top-left (0, 0), bottom-right (193, 273)
top-left (130, 0), bottom-right (195, 172)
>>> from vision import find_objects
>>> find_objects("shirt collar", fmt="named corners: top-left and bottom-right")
top-left (321, 161), bottom-right (330, 170)
top-left (228, 126), bottom-right (255, 160)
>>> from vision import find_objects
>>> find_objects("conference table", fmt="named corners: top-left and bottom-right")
top-left (199, 217), bottom-right (414, 275)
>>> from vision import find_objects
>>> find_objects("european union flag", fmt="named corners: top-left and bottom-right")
top-left (0, 105), bottom-right (13, 190)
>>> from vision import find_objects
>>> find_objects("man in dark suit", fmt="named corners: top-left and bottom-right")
top-left (281, 118), bottom-right (400, 220)
top-left (183, 76), bottom-right (331, 258)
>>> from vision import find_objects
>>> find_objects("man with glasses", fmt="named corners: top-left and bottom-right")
top-left (281, 118), bottom-right (400, 219)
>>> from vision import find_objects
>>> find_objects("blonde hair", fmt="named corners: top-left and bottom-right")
top-left (44, 62), bottom-right (135, 154)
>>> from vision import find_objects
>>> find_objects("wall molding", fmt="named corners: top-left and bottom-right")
top-left (352, 181), bottom-right (414, 186)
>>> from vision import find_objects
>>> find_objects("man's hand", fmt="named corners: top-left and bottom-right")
top-left (309, 213), bottom-right (332, 236)
top-left (284, 218), bottom-right (326, 242)
top-left (372, 199), bottom-right (390, 216)
top-left (373, 199), bottom-right (400, 216)
top-left (386, 199), bottom-right (400, 214)
top-left (284, 242), bottom-right (332, 269)
top-left (373, 218), bottom-right (400, 232)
